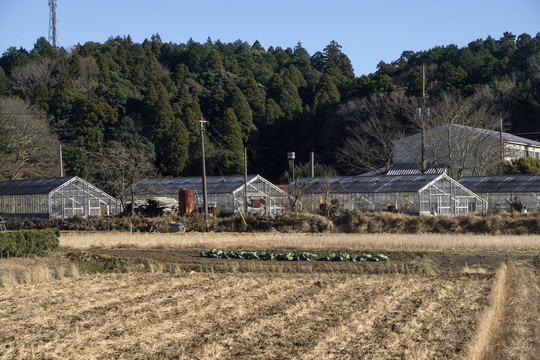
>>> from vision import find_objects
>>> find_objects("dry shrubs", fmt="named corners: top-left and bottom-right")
top-left (335, 210), bottom-right (540, 235)
top-left (7, 209), bottom-right (540, 234)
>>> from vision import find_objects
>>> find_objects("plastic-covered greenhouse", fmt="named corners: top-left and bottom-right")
top-left (296, 174), bottom-right (486, 216)
top-left (459, 174), bottom-right (540, 211)
top-left (0, 177), bottom-right (123, 219)
top-left (128, 175), bottom-right (289, 215)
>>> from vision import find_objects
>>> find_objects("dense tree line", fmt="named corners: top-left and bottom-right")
top-left (0, 32), bottom-right (539, 196)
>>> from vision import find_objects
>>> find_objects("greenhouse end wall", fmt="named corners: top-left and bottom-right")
top-left (49, 179), bottom-right (122, 218)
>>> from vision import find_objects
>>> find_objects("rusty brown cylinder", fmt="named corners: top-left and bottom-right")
top-left (178, 188), bottom-right (195, 216)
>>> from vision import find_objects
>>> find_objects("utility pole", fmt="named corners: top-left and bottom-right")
top-left (500, 117), bottom-right (504, 163)
top-left (244, 147), bottom-right (248, 214)
top-left (199, 118), bottom-right (208, 225)
top-left (59, 144), bottom-right (63, 177)
top-left (420, 64), bottom-right (427, 173)
top-left (309, 150), bottom-right (315, 178)
top-left (48, 0), bottom-right (58, 48)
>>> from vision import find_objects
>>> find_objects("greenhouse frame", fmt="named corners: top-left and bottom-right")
top-left (296, 174), bottom-right (486, 216)
top-left (459, 174), bottom-right (540, 211)
top-left (128, 175), bottom-right (290, 215)
top-left (0, 177), bottom-right (123, 219)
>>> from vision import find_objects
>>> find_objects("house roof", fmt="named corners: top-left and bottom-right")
top-left (0, 177), bottom-right (75, 196)
top-left (296, 174), bottom-right (445, 194)
top-left (394, 124), bottom-right (540, 148)
top-left (452, 124), bottom-right (540, 146)
top-left (128, 175), bottom-right (267, 196)
top-left (458, 174), bottom-right (540, 193)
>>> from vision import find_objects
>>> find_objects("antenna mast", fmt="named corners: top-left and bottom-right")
top-left (48, 0), bottom-right (58, 48)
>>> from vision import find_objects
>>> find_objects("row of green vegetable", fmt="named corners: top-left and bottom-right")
top-left (200, 249), bottom-right (389, 262)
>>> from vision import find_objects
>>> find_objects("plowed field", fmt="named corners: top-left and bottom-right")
top-left (0, 271), bottom-right (492, 359)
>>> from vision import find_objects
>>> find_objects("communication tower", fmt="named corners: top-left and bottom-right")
top-left (48, 0), bottom-right (58, 47)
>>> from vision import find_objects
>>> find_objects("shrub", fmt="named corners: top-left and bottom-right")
top-left (0, 229), bottom-right (60, 257)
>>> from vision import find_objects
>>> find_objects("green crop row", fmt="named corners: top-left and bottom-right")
top-left (200, 249), bottom-right (389, 262)
top-left (0, 229), bottom-right (60, 258)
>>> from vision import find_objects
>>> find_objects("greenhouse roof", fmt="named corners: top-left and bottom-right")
top-left (458, 174), bottom-right (540, 193)
top-left (129, 175), bottom-right (264, 195)
top-left (0, 177), bottom-right (75, 196)
top-left (296, 174), bottom-right (445, 194)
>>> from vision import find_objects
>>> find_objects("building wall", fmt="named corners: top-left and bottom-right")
top-left (504, 143), bottom-right (540, 161)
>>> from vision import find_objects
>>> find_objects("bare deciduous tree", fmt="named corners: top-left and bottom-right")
top-left (92, 141), bottom-right (157, 215)
top-left (336, 92), bottom-right (414, 173)
top-left (0, 97), bottom-right (58, 180)
top-left (75, 57), bottom-right (100, 93)
top-left (10, 58), bottom-right (60, 90)
top-left (395, 91), bottom-right (501, 179)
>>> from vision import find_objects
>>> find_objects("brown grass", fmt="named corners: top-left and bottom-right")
top-left (0, 271), bottom-right (491, 359)
top-left (0, 258), bottom-right (79, 288)
top-left (490, 263), bottom-right (540, 359)
top-left (464, 262), bottom-right (513, 360)
top-left (60, 231), bottom-right (540, 251)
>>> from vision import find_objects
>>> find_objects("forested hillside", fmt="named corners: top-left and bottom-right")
top-left (0, 32), bottom-right (538, 196)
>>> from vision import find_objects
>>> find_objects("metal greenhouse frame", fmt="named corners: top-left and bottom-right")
top-left (0, 177), bottom-right (123, 219)
top-left (297, 174), bottom-right (486, 216)
top-left (129, 175), bottom-right (290, 216)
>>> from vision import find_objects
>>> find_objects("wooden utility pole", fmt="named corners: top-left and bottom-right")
top-left (59, 144), bottom-right (63, 177)
top-left (199, 118), bottom-right (208, 225)
top-left (244, 147), bottom-right (248, 214)
top-left (421, 64), bottom-right (427, 172)
top-left (500, 117), bottom-right (504, 163)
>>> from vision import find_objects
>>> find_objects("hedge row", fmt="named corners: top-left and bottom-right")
top-left (0, 229), bottom-right (60, 257)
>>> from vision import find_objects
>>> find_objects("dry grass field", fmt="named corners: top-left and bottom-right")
top-left (1, 231), bottom-right (538, 359)
top-left (1, 271), bottom-right (494, 359)
top-left (60, 231), bottom-right (540, 251)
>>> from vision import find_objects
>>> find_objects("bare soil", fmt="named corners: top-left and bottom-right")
top-left (59, 247), bottom-right (539, 275)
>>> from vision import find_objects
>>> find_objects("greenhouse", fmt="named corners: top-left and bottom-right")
top-left (0, 176), bottom-right (123, 219)
top-left (459, 174), bottom-right (540, 211)
top-left (296, 173), bottom-right (486, 216)
top-left (128, 175), bottom-right (290, 216)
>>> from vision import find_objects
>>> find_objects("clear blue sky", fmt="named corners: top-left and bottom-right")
top-left (1, 0), bottom-right (539, 76)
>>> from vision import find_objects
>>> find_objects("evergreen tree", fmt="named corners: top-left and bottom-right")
top-left (313, 74), bottom-right (341, 113)
top-left (223, 80), bottom-right (253, 142)
top-left (144, 84), bottom-right (189, 176)
top-left (239, 75), bottom-right (265, 126)
top-left (214, 108), bottom-right (243, 174)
